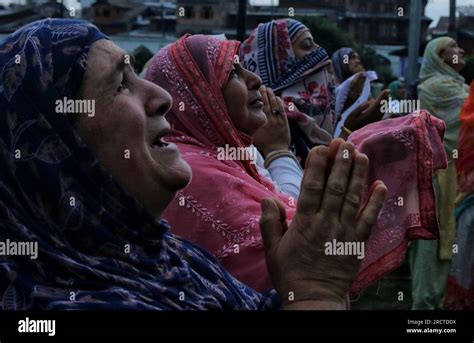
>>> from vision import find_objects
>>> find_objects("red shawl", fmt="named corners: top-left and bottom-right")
top-left (348, 111), bottom-right (447, 293)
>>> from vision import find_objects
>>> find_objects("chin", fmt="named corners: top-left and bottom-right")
top-left (160, 157), bottom-right (192, 192)
top-left (248, 110), bottom-right (268, 134)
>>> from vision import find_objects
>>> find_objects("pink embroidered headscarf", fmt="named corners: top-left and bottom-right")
top-left (145, 35), bottom-right (296, 292)
top-left (348, 111), bottom-right (447, 293)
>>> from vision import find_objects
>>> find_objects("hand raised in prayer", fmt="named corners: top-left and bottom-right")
top-left (344, 89), bottom-right (391, 134)
top-left (253, 86), bottom-right (291, 157)
top-left (343, 72), bottom-right (366, 113)
top-left (259, 139), bottom-right (387, 310)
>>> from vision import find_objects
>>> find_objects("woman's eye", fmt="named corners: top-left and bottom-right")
top-left (303, 40), bottom-right (313, 49)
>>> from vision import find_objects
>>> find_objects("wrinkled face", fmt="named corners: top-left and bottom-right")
top-left (440, 40), bottom-right (465, 72)
top-left (75, 39), bottom-right (192, 218)
top-left (292, 30), bottom-right (317, 60)
top-left (222, 60), bottom-right (267, 136)
top-left (348, 51), bottom-right (365, 75)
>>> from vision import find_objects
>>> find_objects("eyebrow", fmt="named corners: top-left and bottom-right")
top-left (117, 53), bottom-right (135, 72)
top-left (103, 53), bottom-right (136, 85)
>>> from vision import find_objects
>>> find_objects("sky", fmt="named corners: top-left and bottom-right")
top-left (1, 0), bottom-right (474, 27)
top-left (424, 0), bottom-right (473, 26)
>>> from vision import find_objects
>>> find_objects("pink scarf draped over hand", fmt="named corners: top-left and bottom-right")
top-left (348, 110), bottom-right (447, 293)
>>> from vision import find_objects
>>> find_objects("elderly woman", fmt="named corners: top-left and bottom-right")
top-left (240, 20), bottom-right (384, 167)
top-left (0, 19), bottom-right (387, 310)
top-left (410, 37), bottom-right (469, 310)
top-left (331, 47), bottom-right (365, 85)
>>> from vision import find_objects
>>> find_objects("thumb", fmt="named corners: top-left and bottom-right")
top-left (260, 198), bottom-right (286, 254)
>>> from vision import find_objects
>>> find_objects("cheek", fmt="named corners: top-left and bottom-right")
top-left (88, 99), bottom-right (146, 156)
top-left (223, 81), bottom-right (249, 122)
top-left (294, 48), bottom-right (304, 60)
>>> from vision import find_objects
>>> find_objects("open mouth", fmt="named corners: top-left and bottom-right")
top-left (151, 129), bottom-right (170, 149)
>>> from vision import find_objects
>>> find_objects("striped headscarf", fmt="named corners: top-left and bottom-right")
top-left (240, 19), bottom-right (330, 92)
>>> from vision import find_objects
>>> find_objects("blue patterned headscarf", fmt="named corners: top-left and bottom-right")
top-left (0, 19), bottom-right (278, 310)
top-left (240, 19), bottom-right (330, 92)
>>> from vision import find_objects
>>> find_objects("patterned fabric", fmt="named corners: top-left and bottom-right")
top-left (418, 37), bottom-right (469, 260)
top-left (240, 19), bottom-right (330, 92)
top-left (240, 19), bottom-right (336, 167)
top-left (0, 19), bottom-right (280, 310)
top-left (445, 81), bottom-right (474, 309)
top-left (146, 34), bottom-right (297, 292)
top-left (347, 111), bottom-right (447, 293)
top-left (331, 47), bottom-right (354, 84)
top-left (418, 37), bottom-right (469, 156)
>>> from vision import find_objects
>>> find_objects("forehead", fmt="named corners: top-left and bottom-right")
top-left (86, 40), bottom-right (127, 75)
top-left (294, 30), bottom-right (312, 43)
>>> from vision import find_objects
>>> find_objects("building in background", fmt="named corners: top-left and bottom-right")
top-left (176, 0), bottom-right (328, 38)
top-left (82, 0), bottom-right (176, 35)
top-left (0, 0), bottom-right (70, 33)
top-left (279, 0), bottom-right (432, 46)
top-left (175, 0), bottom-right (236, 36)
top-left (83, 0), bottom-right (147, 35)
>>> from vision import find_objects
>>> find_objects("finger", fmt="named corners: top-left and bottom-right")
top-left (359, 101), bottom-right (372, 112)
top-left (349, 101), bottom-right (371, 118)
top-left (260, 86), bottom-right (270, 115)
top-left (340, 151), bottom-right (369, 225)
top-left (296, 145), bottom-right (328, 216)
top-left (267, 88), bottom-right (279, 114)
top-left (377, 89), bottom-right (390, 103)
top-left (320, 141), bottom-right (355, 214)
top-left (324, 138), bottom-right (344, 178)
top-left (275, 97), bottom-right (289, 125)
top-left (355, 181), bottom-right (387, 242)
top-left (361, 99), bottom-right (376, 115)
top-left (273, 197), bottom-right (289, 233)
top-left (373, 89), bottom-right (391, 120)
top-left (276, 96), bottom-right (286, 115)
top-left (260, 198), bottom-right (287, 254)
top-left (327, 138), bottom-right (345, 162)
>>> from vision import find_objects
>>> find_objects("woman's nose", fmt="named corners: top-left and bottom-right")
top-left (146, 83), bottom-right (173, 118)
top-left (245, 69), bottom-right (262, 91)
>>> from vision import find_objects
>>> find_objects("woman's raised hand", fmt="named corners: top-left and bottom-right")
top-left (259, 139), bottom-right (387, 309)
top-left (343, 89), bottom-right (391, 137)
top-left (253, 86), bottom-right (291, 157)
